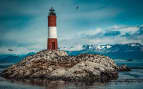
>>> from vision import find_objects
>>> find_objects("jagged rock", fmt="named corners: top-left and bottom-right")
top-left (1, 50), bottom-right (120, 82)
top-left (117, 64), bottom-right (131, 71)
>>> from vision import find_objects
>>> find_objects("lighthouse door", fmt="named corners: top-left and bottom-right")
top-left (52, 42), bottom-right (55, 50)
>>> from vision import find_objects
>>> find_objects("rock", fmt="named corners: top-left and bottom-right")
top-left (1, 50), bottom-right (120, 82)
top-left (117, 64), bottom-right (131, 71)
top-left (100, 71), bottom-right (118, 82)
top-left (50, 67), bottom-right (66, 77)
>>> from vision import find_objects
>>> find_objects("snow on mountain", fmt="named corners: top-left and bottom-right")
top-left (61, 43), bottom-right (143, 52)
top-left (82, 44), bottom-right (112, 50)
top-left (128, 43), bottom-right (142, 47)
top-left (66, 43), bottom-right (143, 59)
top-left (1, 43), bottom-right (142, 62)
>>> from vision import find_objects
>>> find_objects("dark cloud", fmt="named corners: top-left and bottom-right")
top-left (120, 25), bottom-right (143, 42)
top-left (136, 26), bottom-right (143, 35)
top-left (81, 31), bottom-right (120, 39)
top-left (104, 31), bottom-right (120, 36)
top-left (80, 24), bottom-right (143, 45)
top-left (121, 33), bottom-right (130, 37)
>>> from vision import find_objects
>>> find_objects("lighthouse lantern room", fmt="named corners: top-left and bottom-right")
top-left (47, 7), bottom-right (58, 50)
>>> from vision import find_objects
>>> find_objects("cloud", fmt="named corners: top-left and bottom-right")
top-left (74, 24), bottom-right (143, 45)
top-left (56, 24), bottom-right (143, 50)
top-left (136, 26), bottom-right (143, 35)
top-left (0, 0), bottom-right (143, 53)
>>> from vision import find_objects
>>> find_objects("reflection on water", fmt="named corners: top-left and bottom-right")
top-left (1, 77), bottom-right (143, 89)
top-left (8, 79), bottom-right (112, 89)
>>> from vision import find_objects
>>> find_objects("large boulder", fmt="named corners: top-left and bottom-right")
top-left (1, 50), bottom-right (119, 82)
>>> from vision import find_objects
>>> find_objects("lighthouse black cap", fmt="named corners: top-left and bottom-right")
top-left (48, 7), bottom-right (56, 27)
top-left (49, 7), bottom-right (56, 16)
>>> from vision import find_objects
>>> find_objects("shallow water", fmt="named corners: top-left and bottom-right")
top-left (0, 61), bottom-right (143, 89)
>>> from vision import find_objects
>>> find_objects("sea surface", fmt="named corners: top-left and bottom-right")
top-left (0, 59), bottom-right (143, 89)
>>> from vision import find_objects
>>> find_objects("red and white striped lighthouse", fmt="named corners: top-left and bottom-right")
top-left (47, 7), bottom-right (58, 50)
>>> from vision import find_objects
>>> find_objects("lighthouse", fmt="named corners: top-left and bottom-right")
top-left (47, 7), bottom-right (58, 50)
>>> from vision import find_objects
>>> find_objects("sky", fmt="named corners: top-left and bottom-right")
top-left (0, 0), bottom-right (143, 54)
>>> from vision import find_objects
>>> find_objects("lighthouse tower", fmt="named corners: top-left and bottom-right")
top-left (47, 7), bottom-right (58, 50)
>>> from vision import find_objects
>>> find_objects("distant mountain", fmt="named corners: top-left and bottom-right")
top-left (0, 52), bottom-right (35, 63)
top-left (0, 43), bottom-right (143, 64)
top-left (105, 43), bottom-right (143, 59)
top-left (67, 43), bottom-right (143, 60)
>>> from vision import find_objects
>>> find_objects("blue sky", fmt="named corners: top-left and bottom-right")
top-left (0, 0), bottom-right (143, 54)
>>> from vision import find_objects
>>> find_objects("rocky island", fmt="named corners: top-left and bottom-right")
top-left (0, 50), bottom-right (130, 82)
